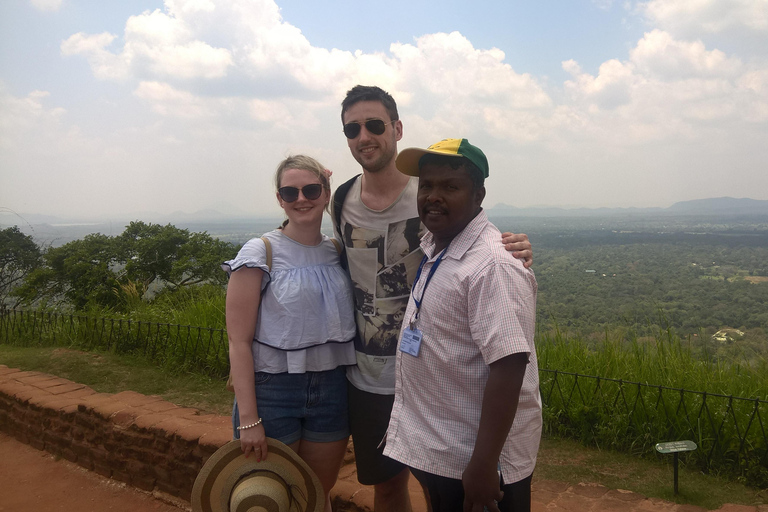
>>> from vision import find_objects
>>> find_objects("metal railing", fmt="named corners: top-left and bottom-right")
top-left (0, 309), bottom-right (229, 377)
top-left (540, 369), bottom-right (768, 487)
top-left (2, 309), bottom-right (766, 486)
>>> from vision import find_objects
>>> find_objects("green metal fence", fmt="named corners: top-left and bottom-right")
top-left (0, 309), bottom-right (229, 377)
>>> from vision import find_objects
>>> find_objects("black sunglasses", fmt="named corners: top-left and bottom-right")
top-left (343, 119), bottom-right (394, 139)
top-left (278, 184), bottom-right (324, 203)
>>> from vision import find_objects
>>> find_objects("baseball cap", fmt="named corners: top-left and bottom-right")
top-left (396, 138), bottom-right (489, 178)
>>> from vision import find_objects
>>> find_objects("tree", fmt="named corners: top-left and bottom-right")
top-left (117, 221), bottom-right (234, 291)
top-left (0, 226), bottom-right (42, 308)
top-left (18, 233), bottom-right (122, 310)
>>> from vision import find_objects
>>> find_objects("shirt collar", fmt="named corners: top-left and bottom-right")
top-left (420, 209), bottom-right (488, 261)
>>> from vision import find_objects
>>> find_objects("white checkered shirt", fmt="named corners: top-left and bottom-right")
top-left (383, 211), bottom-right (542, 483)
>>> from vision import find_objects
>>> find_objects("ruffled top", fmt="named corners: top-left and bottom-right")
top-left (222, 230), bottom-right (357, 374)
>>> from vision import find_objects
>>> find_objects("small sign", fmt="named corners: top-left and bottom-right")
top-left (655, 440), bottom-right (697, 454)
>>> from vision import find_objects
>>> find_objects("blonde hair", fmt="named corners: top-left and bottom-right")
top-left (275, 155), bottom-right (331, 193)
top-left (274, 155), bottom-right (331, 228)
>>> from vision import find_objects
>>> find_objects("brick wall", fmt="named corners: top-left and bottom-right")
top-left (0, 365), bottom-right (231, 502)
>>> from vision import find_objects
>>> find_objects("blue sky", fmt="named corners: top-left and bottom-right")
top-left (1, 0), bottom-right (767, 219)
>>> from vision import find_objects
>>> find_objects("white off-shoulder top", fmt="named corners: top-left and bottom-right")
top-left (222, 230), bottom-right (357, 374)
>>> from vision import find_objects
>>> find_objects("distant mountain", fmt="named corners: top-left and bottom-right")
top-left (4, 197), bottom-right (768, 229)
top-left (666, 197), bottom-right (768, 215)
top-left (489, 197), bottom-right (768, 218)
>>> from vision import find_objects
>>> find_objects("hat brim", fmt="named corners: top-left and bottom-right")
top-left (192, 438), bottom-right (324, 512)
top-left (396, 147), bottom-right (464, 177)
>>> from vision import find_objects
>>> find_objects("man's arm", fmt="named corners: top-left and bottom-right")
top-left (501, 232), bottom-right (532, 268)
top-left (462, 352), bottom-right (529, 512)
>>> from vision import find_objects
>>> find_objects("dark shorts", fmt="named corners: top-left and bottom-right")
top-left (232, 366), bottom-right (349, 445)
top-left (409, 468), bottom-right (532, 512)
top-left (347, 382), bottom-right (406, 485)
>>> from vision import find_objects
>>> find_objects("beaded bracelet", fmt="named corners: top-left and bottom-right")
top-left (236, 418), bottom-right (263, 430)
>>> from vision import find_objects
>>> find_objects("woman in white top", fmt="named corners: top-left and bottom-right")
top-left (223, 155), bottom-right (357, 512)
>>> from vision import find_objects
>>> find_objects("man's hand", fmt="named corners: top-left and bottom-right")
top-left (462, 459), bottom-right (503, 512)
top-left (501, 232), bottom-right (532, 268)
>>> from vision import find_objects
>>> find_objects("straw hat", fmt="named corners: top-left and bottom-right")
top-left (192, 438), bottom-right (324, 512)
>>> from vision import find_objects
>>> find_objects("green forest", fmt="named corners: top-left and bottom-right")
top-left (3, 215), bottom-right (768, 363)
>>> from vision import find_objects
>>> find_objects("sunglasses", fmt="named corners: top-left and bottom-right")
top-left (278, 184), bottom-right (324, 203)
top-left (342, 119), bottom-right (394, 139)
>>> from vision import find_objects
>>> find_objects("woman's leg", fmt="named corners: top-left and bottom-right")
top-left (296, 437), bottom-right (349, 512)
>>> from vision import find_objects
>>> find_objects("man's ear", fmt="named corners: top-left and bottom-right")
top-left (393, 119), bottom-right (403, 142)
top-left (475, 186), bottom-right (486, 207)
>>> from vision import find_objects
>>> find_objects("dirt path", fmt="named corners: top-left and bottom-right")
top-left (0, 432), bottom-right (188, 512)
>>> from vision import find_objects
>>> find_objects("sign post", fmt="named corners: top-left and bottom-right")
top-left (655, 440), bottom-right (697, 495)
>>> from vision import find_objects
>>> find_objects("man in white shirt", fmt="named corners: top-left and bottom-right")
top-left (384, 138), bottom-right (541, 512)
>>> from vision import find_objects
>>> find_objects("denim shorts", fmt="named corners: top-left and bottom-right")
top-left (232, 366), bottom-right (349, 445)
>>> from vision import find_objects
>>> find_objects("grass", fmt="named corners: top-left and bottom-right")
top-left (536, 437), bottom-right (767, 509)
top-left (1, 344), bottom-right (765, 509)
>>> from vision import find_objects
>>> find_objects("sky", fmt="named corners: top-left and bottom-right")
top-left (1, 0), bottom-right (767, 219)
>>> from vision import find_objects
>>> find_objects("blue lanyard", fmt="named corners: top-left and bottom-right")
top-left (411, 246), bottom-right (449, 322)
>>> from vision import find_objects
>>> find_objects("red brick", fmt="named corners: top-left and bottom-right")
top-left (38, 396), bottom-right (81, 413)
top-left (16, 374), bottom-right (59, 386)
top-left (0, 382), bottom-right (29, 397)
top-left (76, 453), bottom-right (95, 472)
top-left (111, 391), bottom-right (164, 407)
top-left (28, 437), bottom-right (46, 450)
top-left (11, 388), bottom-right (39, 404)
top-left (93, 460), bottom-right (113, 478)
top-left (112, 409), bottom-right (139, 427)
top-left (77, 393), bottom-right (116, 413)
top-left (132, 412), bottom-right (169, 431)
top-left (46, 382), bottom-right (88, 395)
top-left (143, 401), bottom-right (182, 413)
top-left (203, 415), bottom-right (232, 430)
top-left (154, 416), bottom-right (197, 436)
top-left (0, 366), bottom-right (23, 376)
top-left (156, 480), bottom-right (181, 498)
top-left (90, 400), bottom-right (133, 419)
top-left (198, 427), bottom-right (232, 450)
top-left (132, 474), bottom-right (157, 492)
top-left (161, 407), bottom-right (202, 419)
top-left (112, 469), bottom-right (133, 485)
top-left (56, 385), bottom-right (95, 398)
top-left (31, 377), bottom-right (73, 389)
top-left (176, 423), bottom-right (211, 443)
top-left (59, 446), bottom-right (78, 463)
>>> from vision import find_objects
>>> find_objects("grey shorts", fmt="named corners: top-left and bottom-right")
top-left (347, 382), bottom-right (406, 485)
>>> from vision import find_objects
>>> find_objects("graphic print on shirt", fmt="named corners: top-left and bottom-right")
top-left (343, 216), bottom-right (423, 357)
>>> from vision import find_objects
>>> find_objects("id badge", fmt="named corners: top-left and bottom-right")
top-left (400, 326), bottom-right (423, 357)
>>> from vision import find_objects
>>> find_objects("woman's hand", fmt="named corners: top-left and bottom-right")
top-left (239, 423), bottom-right (268, 462)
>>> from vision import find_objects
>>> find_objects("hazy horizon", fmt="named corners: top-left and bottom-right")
top-left (2, 1), bottom-right (768, 218)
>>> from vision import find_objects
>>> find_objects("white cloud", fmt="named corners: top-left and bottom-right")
top-left (561, 29), bottom-right (766, 150)
top-left (639, 0), bottom-right (768, 34)
top-left (630, 29), bottom-right (742, 79)
top-left (61, 32), bottom-right (129, 80)
top-left (133, 81), bottom-right (216, 118)
top-left (62, 7), bottom-right (233, 81)
top-left (30, 0), bottom-right (62, 12)
top-left (7, 0), bottom-right (768, 218)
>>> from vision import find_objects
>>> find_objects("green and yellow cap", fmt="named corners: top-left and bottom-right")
top-left (396, 138), bottom-right (489, 178)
